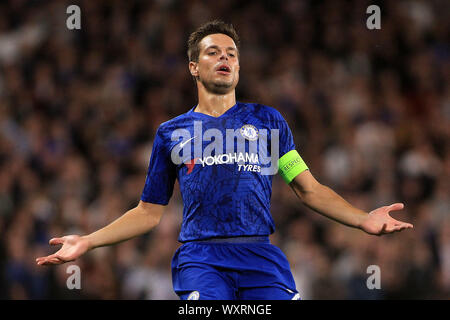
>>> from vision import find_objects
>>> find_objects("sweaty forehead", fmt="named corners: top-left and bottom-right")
top-left (199, 33), bottom-right (237, 51)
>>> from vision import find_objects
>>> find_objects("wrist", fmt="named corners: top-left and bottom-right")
top-left (81, 235), bottom-right (95, 251)
top-left (356, 211), bottom-right (370, 229)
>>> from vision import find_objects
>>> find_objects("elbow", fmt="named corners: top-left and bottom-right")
top-left (297, 189), bottom-right (314, 205)
top-left (137, 202), bottom-right (164, 229)
top-left (290, 170), bottom-right (323, 205)
top-left (295, 182), bottom-right (323, 205)
top-left (147, 208), bottom-right (164, 229)
top-left (147, 213), bottom-right (162, 228)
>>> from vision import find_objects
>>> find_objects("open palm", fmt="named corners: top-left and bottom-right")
top-left (360, 203), bottom-right (414, 236)
top-left (36, 235), bottom-right (90, 266)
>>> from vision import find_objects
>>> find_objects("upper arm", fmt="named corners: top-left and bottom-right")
top-left (140, 126), bottom-right (177, 205)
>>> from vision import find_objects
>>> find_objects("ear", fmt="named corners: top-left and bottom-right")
top-left (189, 61), bottom-right (199, 77)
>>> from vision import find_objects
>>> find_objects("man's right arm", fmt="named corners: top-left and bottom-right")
top-left (83, 201), bottom-right (164, 250)
top-left (36, 201), bottom-right (165, 265)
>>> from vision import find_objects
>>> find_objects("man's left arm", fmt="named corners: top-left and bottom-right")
top-left (289, 169), bottom-right (414, 236)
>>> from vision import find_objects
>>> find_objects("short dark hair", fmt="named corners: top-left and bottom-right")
top-left (187, 20), bottom-right (240, 62)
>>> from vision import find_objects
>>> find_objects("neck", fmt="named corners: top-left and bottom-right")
top-left (195, 84), bottom-right (236, 117)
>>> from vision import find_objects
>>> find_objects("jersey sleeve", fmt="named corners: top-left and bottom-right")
top-left (140, 126), bottom-right (176, 205)
top-left (275, 111), bottom-right (296, 157)
top-left (274, 110), bottom-right (309, 183)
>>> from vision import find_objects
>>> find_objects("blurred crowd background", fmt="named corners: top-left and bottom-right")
top-left (0, 0), bottom-right (448, 299)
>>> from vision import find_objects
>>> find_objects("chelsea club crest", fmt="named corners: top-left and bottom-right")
top-left (240, 124), bottom-right (259, 141)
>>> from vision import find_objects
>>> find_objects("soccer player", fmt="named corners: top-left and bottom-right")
top-left (36, 20), bottom-right (413, 300)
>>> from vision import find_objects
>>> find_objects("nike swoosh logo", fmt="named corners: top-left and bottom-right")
top-left (185, 157), bottom-right (199, 174)
top-left (179, 136), bottom-right (196, 148)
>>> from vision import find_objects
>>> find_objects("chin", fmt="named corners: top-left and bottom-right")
top-left (210, 86), bottom-right (233, 95)
top-left (204, 80), bottom-right (235, 94)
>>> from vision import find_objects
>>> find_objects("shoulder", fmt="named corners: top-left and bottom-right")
top-left (159, 111), bottom-right (191, 130)
top-left (240, 102), bottom-right (288, 124)
top-left (156, 109), bottom-right (194, 137)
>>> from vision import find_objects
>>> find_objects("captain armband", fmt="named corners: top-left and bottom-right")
top-left (278, 150), bottom-right (309, 184)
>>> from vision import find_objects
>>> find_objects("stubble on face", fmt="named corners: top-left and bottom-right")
top-left (200, 76), bottom-right (235, 94)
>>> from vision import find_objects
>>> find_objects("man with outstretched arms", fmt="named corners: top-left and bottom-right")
top-left (37, 20), bottom-right (413, 300)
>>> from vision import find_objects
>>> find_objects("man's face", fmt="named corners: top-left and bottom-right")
top-left (189, 33), bottom-right (240, 94)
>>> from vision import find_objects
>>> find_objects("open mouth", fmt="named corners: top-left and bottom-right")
top-left (216, 64), bottom-right (231, 74)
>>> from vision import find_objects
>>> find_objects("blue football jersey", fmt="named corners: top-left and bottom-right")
top-left (141, 102), bottom-right (297, 242)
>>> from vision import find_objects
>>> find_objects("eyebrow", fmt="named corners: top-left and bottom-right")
top-left (204, 45), bottom-right (237, 51)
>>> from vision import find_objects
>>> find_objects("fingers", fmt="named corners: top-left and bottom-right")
top-left (37, 258), bottom-right (60, 265)
top-left (378, 223), bottom-right (387, 235)
top-left (383, 203), bottom-right (413, 233)
top-left (398, 223), bottom-right (414, 230)
top-left (387, 203), bottom-right (404, 212)
top-left (378, 222), bottom-right (414, 236)
top-left (391, 225), bottom-right (404, 232)
top-left (36, 255), bottom-right (64, 266)
top-left (392, 218), bottom-right (414, 229)
top-left (388, 223), bottom-right (410, 232)
top-left (36, 252), bottom-right (67, 266)
top-left (49, 237), bottom-right (65, 246)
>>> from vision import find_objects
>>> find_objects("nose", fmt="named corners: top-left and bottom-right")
top-left (219, 50), bottom-right (228, 60)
